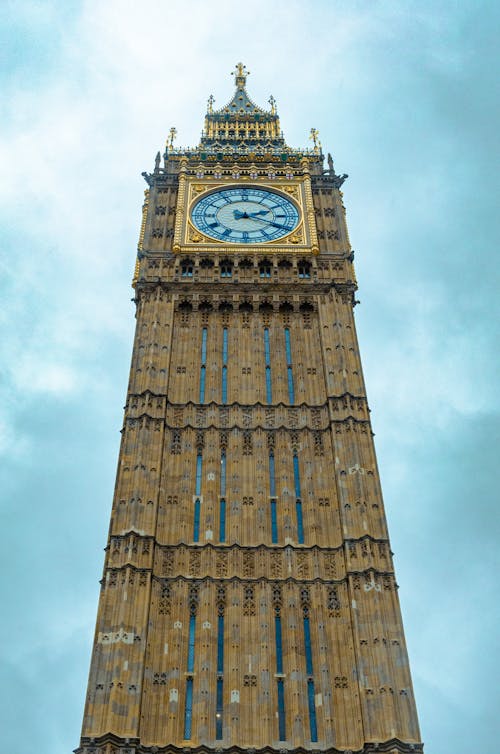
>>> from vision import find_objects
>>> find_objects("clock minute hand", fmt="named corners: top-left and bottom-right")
top-left (247, 216), bottom-right (290, 231)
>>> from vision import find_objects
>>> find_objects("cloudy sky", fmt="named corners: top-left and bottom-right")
top-left (1, 1), bottom-right (498, 752)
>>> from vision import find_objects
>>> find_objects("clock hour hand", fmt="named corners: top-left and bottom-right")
top-left (233, 208), bottom-right (271, 220)
top-left (247, 209), bottom-right (271, 217)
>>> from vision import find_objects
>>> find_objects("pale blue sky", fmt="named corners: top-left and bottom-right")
top-left (0, 2), bottom-right (499, 752)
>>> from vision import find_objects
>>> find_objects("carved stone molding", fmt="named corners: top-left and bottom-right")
top-left (75, 734), bottom-right (423, 754)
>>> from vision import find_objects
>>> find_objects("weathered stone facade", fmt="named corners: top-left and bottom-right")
top-left (75, 65), bottom-right (422, 754)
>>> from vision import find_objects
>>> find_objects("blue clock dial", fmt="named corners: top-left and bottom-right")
top-left (191, 187), bottom-right (299, 244)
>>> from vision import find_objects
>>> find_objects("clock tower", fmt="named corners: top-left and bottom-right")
top-left (75, 64), bottom-right (423, 754)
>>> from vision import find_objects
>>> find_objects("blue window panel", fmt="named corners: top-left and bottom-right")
top-left (216, 678), bottom-right (224, 739)
top-left (284, 328), bottom-right (292, 364)
top-left (219, 498), bottom-right (226, 542)
top-left (264, 328), bottom-right (271, 365)
top-left (293, 454), bottom-right (301, 499)
top-left (217, 614), bottom-right (224, 673)
top-left (285, 327), bottom-right (294, 403)
top-left (201, 327), bottom-right (208, 363)
top-left (195, 454), bottom-right (203, 496)
top-left (303, 616), bottom-right (313, 675)
top-left (199, 365), bottom-right (206, 403)
top-left (277, 679), bottom-right (286, 740)
top-left (184, 677), bottom-right (193, 739)
top-left (287, 366), bottom-right (295, 404)
top-left (187, 614), bottom-right (196, 672)
top-left (222, 328), bottom-right (228, 363)
top-left (307, 679), bottom-right (318, 742)
top-left (265, 366), bottom-right (272, 404)
top-left (275, 615), bottom-right (283, 673)
top-left (271, 499), bottom-right (278, 544)
top-left (296, 500), bottom-right (304, 544)
top-left (193, 499), bottom-right (200, 542)
top-left (269, 454), bottom-right (276, 497)
top-left (222, 366), bottom-right (227, 403)
top-left (220, 453), bottom-right (226, 496)
top-left (264, 328), bottom-right (272, 403)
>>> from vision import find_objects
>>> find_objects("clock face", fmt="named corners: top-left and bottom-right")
top-left (191, 186), bottom-right (300, 244)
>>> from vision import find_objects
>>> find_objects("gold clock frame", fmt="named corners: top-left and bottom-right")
top-left (172, 168), bottom-right (319, 255)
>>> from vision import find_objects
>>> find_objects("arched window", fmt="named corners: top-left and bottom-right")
top-left (220, 258), bottom-right (233, 278)
top-left (200, 257), bottom-right (214, 269)
top-left (181, 258), bottom-right (194, 277)
top-left (298, 260), bottom-right (311, 279)
top-left (259, 259), bottom-right (272, 278)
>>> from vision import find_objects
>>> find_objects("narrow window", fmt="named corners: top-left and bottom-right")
top-left (220, 452), bottom-right (226, 496)
top-left (274, 611), bottom-right (286, 740)
top-left (277, 679), bottom-right (286, 740)
top-left (222, 327), bottom-right (228, 362)
top-left (269, 453), bottom-right (276, 497)
top-left (181, 260), bottom-right (194, 277)
top-left (216, 678), bottom-right (223, 739)
top-left (184, 613), bottom-right (197, 740)
top-left (307, 679), bottom-right (318, 741)
top-left (221, 327), bottom-right (228, 403)
top-left (296, 500), bottom-right (304, 544)
top-left (195, 453), bottom-right (203, 496)
top-left (303, 615), bottom-right (313, 675)
top-left (219, 498), bottom-right (226, 542)
top-left (271, 499), bottom-right (278, 544)
top-left (201, 327), bottom-right (208, 362)
top-left (293, 453), bottom-right (304, 544)
top-left (220, 260), bottom-right (233, 277)
top-left (284, 328), bottom-right (294, 403)
top-left (275, 615), bottom-right (283, 673)
top-left (259, 261), bottom-right (272, 278)
top-left (200, 367), bottom-right (206, 403)
top-left (184, 677), bottom-right (193, 739)
top-left (199, 327), bottom-right (208, 403)
top-left (269, 451), bottom-right (278, 544)
top-left (216, 611), bottom-right (224, 739)
top-left (264, 328), bottom-right (272, 403)
top-left (193, 498), bottom-right (200, 542)
top-left (187, 614), bottom-right (196, 672)
top-left (298, 261), bottom-right (311, 279)
top-left (217, 614), bottom-right (224, 673)
top-left (303, 613), bottom-right (317, 741)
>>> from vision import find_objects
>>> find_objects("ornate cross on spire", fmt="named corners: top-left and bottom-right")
top-left (167, 127), bottom-right (177, 149)
top-left (268, 95), bottom-right (276, 115)
top-left (309, 127), bottom-right (321, 153)
top-left (207, 94), bottom-right (215, 114)
top-left (232, 62), bottom-right (249, 87)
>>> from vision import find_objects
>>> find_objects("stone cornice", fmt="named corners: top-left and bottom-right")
top-left (133, 280), bottom-right (356, 297)
top-left (101, 568), bottom-right (398, 588)
top-left (75, 733), bottom-right (423, 754)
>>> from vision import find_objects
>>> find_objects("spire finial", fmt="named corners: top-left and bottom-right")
top-left (167, 127), bottom-right (177, 149)
top-left (207, 94), bottom-right (215, 114)
top-left (232, 62), bottom-right (249, 87)
top-left (268, 95), bottom-right (276, 114)
top-left (309, 127), bottom-right (321, 154)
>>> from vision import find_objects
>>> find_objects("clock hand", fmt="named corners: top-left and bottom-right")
top-left (245, 216), bottom-right (290, 231)
top-left (247, 209), bottom-right (271, 217)
top-left (233, 209), bottom-right (271, 220)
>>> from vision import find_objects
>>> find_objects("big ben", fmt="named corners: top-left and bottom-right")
top-left (75, 64), bottom-right (423, 754)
